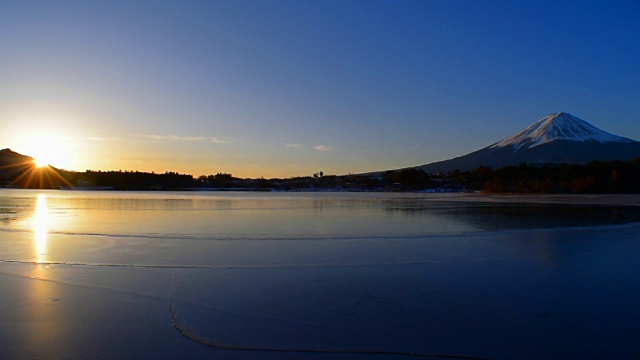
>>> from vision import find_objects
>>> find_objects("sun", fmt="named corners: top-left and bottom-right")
top-left (33, 156), bottom-right (53, 168)
top-left (33, 158), bottom-right (48, 168)
top-left (18, 134), bottom-right (72, 169)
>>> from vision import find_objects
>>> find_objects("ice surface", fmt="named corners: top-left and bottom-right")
top-left (167, 225), bottom-right (640, 359)
top-left (1, 190), bottom-right (640, 359)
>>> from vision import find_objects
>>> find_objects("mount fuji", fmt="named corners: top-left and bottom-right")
top-left (412, 112), bottom-right (640, 174)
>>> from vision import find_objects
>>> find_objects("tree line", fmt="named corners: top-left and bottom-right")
top-left (3, 158), bottom-right (640, 193)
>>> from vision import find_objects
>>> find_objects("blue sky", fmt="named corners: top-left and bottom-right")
top-left (1, 0), bottom-right (639, 177)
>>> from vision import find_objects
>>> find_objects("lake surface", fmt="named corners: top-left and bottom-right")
top-left (1, 189), bottom-right (639, 359)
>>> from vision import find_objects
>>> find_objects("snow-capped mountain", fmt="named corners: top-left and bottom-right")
top-left (411, 112), bottom-right (640, 173)
top-left (490, 112), bottom-right (633, 151)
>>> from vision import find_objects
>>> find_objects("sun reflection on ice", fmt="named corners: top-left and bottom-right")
top-left (33, 193), bottom-right (49, 264)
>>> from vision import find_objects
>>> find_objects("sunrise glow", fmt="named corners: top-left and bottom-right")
top-left (18, 135), bottom-right (73, 170)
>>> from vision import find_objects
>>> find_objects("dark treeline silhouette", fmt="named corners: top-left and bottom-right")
top-left (479, 159), bottom-right (640, 193)
top-left (78, 170), bottom-right (195, 190)
top-left (2, 146), bottom-right (640, 193)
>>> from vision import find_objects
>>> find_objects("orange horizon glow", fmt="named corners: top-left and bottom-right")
top-left (5, 132), bottom-right (372, 179)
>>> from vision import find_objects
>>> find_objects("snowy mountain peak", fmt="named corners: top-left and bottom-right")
top-left (490, 112), bottom-right (632, 151)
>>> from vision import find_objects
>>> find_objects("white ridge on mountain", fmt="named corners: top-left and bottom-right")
top-left (490, 112), bottom-right (633, 152)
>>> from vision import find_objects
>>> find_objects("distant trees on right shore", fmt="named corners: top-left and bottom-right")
top-left (477, 159), bottom-right (640, 193)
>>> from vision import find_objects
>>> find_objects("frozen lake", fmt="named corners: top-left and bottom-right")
top-left (1, 190), bottom-right (639, 359)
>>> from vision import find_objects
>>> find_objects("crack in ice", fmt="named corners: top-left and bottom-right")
top-left (166, 275), bottom-right (488, 360)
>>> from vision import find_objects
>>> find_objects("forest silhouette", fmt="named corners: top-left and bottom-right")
top-left (3, 148), bottom-right (640, 193)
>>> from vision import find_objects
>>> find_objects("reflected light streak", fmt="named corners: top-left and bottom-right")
top-left (33, 193), bottom-right (49, 264)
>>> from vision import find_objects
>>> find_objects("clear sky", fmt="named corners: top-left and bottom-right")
top-left (1, 0), bottom-right (639, 178)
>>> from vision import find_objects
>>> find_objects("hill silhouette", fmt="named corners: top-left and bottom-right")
top-left (0, 148), bottom-right (73, 189)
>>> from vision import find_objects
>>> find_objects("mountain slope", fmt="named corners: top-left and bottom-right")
top-left (413, 112), bottom-right (640, 173)
top-left (0, 148), bottom-right (36, 184)
top-left (0, 148), bottom-right (33, 164)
